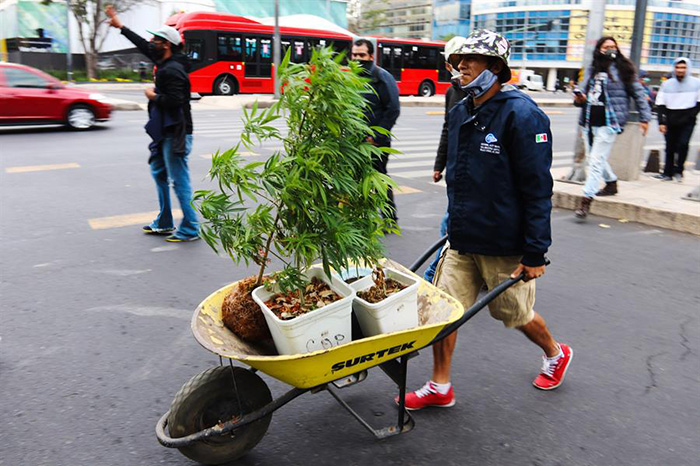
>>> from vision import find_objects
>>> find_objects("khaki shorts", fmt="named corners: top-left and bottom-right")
top-left (433, 248), bottom-right (536, 328)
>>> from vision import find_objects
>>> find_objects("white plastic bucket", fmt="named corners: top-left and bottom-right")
top-left (252, 268), bottom-right (354, 355)
top-left (337, 266), bottom-right (373, 291)
top-left (352, 267), bottom-right (419, 336)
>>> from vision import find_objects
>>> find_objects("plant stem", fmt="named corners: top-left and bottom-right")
top-left (255, 212), bottom-right (281, 287)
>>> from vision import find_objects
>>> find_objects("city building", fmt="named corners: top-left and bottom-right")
top-left (470, 0), bottom-right (700, 90)
top-left (432, 0), bottom-right (471, 40)
top-left (358, 0), bottom-right (433, 40)
top-left (1, 0), bottom-right (349, 71)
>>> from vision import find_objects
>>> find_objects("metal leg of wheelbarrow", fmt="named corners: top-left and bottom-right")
top-left (325, 354), bottom-right (415, 440)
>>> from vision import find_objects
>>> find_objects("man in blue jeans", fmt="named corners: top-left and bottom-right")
top-left (106, 6), bottom-right (199, 241)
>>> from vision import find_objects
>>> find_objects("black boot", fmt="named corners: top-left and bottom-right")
top-left (575, 197), bottom-right (593, 219)
top-left (596, 180), bottom-right (618, 196)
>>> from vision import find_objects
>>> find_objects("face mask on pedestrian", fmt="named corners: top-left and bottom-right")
top-left (460, 68), bottom-right (499, 99)
top-left (149, 41), bottom-right (166, 61)
top-left (603, 49), bottom-right (617, 60)
top-left (357, 60), bottom-right (373, 74)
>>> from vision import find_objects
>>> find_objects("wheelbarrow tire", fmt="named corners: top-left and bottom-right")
top-left (168, 365), bottom-right (273, 465)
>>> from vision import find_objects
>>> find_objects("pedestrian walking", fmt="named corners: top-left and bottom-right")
top-left (424, 36), bottom-right (468, 284)
top-left (351, 39), bottom-right (400, 223)
top-left (653, 57), bottom-right (700, 182)
top-left (573, 36), bottom-right (652, 219)
top-left (400, 29), bottom-right (572, 411)
top-left (106, 6), bottom-right (199, 242)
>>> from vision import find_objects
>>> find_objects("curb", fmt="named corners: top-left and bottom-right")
top-left (552, 189), bottom-right (700, 236)
top-left (111, 101), bottom-right (143, 111)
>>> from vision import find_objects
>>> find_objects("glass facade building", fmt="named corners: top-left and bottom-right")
top-left (432, 0), bottom-right (472, 40)
top-left (469, 0), bottom-right (700, 80)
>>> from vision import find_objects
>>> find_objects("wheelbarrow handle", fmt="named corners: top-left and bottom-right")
top-left (428, 258), bottom-right (550, 346)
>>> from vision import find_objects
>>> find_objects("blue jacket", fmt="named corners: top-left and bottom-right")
top-left (361, 63), bottom-right (400, 147)
top-left (446, 88), bottom-right (553, 266)
top-left (577, 63), bottom-right (652, 128)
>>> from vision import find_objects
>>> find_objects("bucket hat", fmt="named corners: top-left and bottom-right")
top-left (450, 29), bottom-right (511, 82)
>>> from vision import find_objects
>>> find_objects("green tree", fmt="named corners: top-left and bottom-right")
top-left (42, 0), bottom-right (145, 79)
top-left (439, 33), bottom-right (457, 42)
top-left (195, 47), bottom-right (398, 301)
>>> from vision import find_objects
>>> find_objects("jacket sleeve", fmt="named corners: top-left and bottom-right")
top-left (507, 105), bottom-right (553, 267)
top-left (376, 73), bottom-right (400, 136)
top-left (631, 80), bottom-right (652, 123)
top-left (655, 85), bottom-right (667, 125)
top-left (120, 26), bottom-right (154, 61)
top-left (154, 68), bottom-right (187, 111)
top-left (573, 70), bottom-right (592, 108)
top-left (434, 89), bottom-right (451, 172)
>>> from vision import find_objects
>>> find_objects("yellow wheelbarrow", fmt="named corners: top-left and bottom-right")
top-left (155, 236), bottom-right (527, 464)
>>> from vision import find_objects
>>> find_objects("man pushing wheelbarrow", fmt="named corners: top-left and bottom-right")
top-left (400, 29), bottom-right (573, 410)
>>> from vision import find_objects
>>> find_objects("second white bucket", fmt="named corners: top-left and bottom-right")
top-left (352, 267), bottom-right (419, 336)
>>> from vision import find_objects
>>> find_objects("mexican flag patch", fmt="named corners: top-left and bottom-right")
top-left (536, 133), bottom-right (548, 143)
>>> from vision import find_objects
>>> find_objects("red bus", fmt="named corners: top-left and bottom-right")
top-left (166, 12), bottom-right (448, 96)
top-left (370, 37), bottom-right (451, 96)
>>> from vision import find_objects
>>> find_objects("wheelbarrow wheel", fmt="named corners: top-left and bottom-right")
top-left (168, 365), bottom-right (273, 465)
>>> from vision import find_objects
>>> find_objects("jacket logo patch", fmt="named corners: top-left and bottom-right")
top-left (480, 142), bottom-right (500, 155)
top-left (536, 133), bottom-right (548, 143)
top-left (485, 133), bottom-right (498, 143)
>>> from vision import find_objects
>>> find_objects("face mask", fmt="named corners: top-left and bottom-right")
top-left (460, 69), bottom-right (498, 99)
top-left (149, 42), bottom-right (166, 61)
top-left (603, 49), bottom-right (617, 60)
top-left (357, 60), bottom-right (373, 74)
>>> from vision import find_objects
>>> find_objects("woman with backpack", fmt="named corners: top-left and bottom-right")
top-left (573, 36), bottom-right (652, 219)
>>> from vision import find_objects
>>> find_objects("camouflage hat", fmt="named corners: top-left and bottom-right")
top-left (442, 36), bottom-right (468, 60)
top-left (451, 29), bottom-right (511, 82)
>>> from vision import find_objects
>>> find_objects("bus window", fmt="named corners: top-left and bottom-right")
top-left (292, 39), bottom-right (306, 63)
top-left (381, 46), bottom-right (391, 68)
top-left (217, 34), bottom-right (243, 61)
top-left (259, 37), bottom-right (272, 77)
top-left (393, 46), bottom-right (403, 69)
top-left (245, 37), bottom-right (258, 62)
top-left (186, 39), bottom-right (203, 61)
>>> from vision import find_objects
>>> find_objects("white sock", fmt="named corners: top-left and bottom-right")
top-left (547, 344), bottom-right (563, 361)
top-left (430, 380), bottom-right (451, 395)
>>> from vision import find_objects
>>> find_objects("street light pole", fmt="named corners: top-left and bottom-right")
top-left (66, 0), bottom-right (73, 81)
top-left (273, 0), bottom-right (281, 99)
top-left (629, 0), bottom-right (648, 67)
top-left (562, 0), bottom-right (606, 183)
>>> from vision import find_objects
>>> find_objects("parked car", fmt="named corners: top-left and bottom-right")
top-left (0, 63), bottom-right (112, 130)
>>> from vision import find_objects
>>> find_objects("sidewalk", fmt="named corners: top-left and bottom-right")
top-left (551, 167), bottom-right (700, 235)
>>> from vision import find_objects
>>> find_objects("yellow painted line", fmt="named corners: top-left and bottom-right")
top-left (5, 162), bottom-right (80, 173)
top-left (200, 153), bottom-right (213, 159)
top-left (425, 111), bottom-right (444, 116)
top-left (545, 111), bottom-right (564, 115)
top-left (395, 185), bottom-right (421, 195)
top-left (89, 210), bottom-right (183, 230)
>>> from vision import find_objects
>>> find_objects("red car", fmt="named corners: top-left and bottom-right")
top-left (0, 63), bottom-right (113, 130)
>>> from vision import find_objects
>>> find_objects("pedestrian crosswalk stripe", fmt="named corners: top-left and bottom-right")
top-left (89, 210), bottom-right (183, 230)
top-left (5, 163), bottom-right (80, 173)
top-left (393, 170), bottom-right (433, 179)
top-left (390, 160), bottom-right (438, 169)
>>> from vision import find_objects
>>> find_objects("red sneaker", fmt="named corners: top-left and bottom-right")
top-left (395, 381), bottom-right (456, 410)
top-left (533, 343), bottom-right (573, 390)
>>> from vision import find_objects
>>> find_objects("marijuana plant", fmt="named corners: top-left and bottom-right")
top-left (195, 47), bottom-right (397, 302)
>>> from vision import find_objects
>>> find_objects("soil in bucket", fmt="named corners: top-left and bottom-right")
top-left (264, 277), bottom-right (342, 320)
top-left (221, 275), bottom-right (272, 342)
top-left (357, 267), bottom-right (407, 303)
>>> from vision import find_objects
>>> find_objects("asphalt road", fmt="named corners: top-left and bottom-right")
top-left (1, 107), bottom-right (698, 466)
